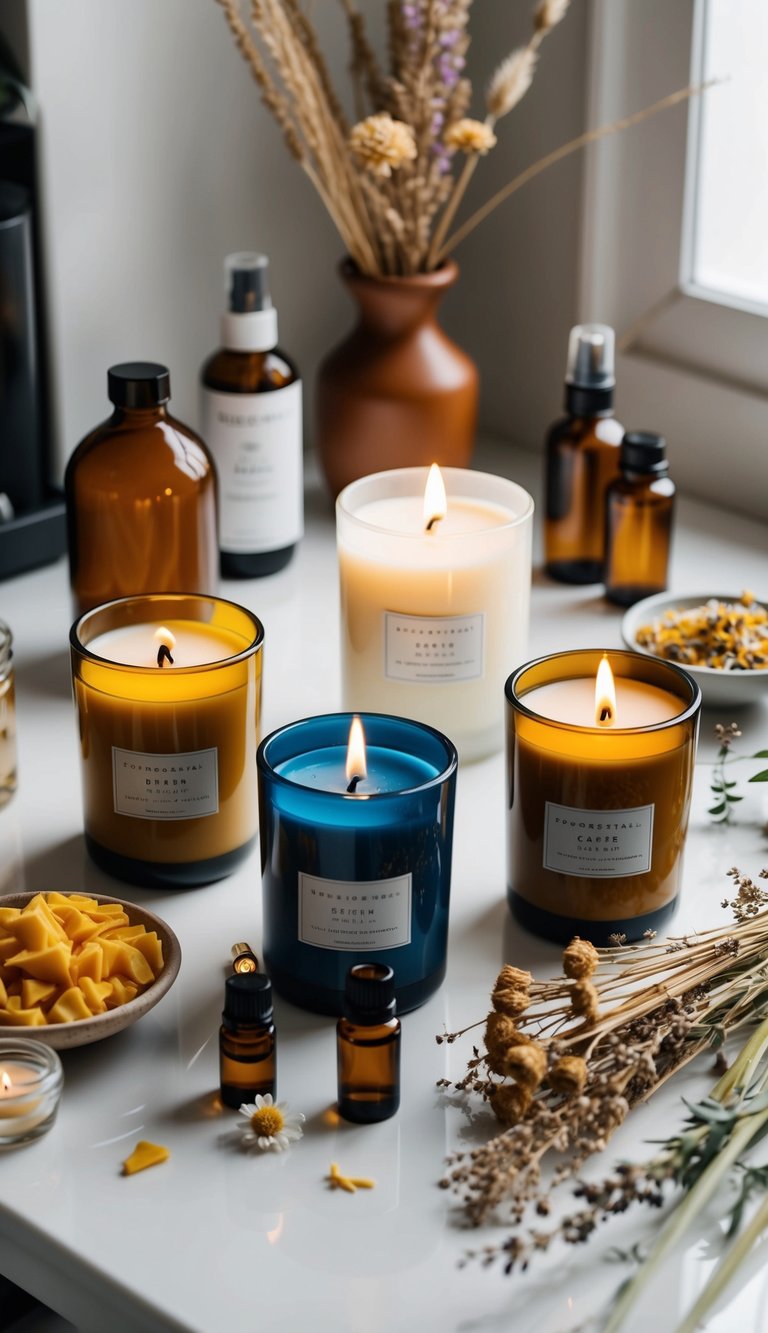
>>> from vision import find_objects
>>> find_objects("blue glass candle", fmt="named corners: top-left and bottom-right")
top-left (257, 713), bottom-right (458, 1015)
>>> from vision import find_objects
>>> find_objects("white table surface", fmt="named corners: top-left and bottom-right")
top-left (0, 443), bottom-right (766, 1333)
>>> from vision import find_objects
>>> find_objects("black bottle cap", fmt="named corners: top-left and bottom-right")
top-left (107, 362), bottom-right (171, 409)
top-left (223, 972), bottom-right (273, 1024)
top-left (343, 963), bottom-right (397, 1024)
top-left (620, 430), bottom-right (668, 475)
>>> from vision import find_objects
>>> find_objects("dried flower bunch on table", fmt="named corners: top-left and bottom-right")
top-left (218, 0), bottom-right (570, 275)
top-left (438, 867), bottom-right (768, 1245)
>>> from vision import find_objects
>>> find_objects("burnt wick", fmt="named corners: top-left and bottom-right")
top-left (346, 774), bottom-right (364, 793)
top-left (599, 706), bottom-right (613, 723)
top-left (157, 644), bottom-right (174, 668)
top-left (425, 516), bottom-right (441, 533)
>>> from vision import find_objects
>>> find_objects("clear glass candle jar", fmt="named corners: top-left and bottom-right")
top-left (0, 620), bottom-right (17, 806)
top-left (0, 1040), bottom-right (63, 1148)
top-left (70, 593), bottom-right (264, 888)
top-left (505, 649), bottom-right (701, 944)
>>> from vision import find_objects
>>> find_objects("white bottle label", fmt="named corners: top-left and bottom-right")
top-left (298, 872), bottom-right (412, 951)
top-left (543, 803), bottom-right (655, 877)
top-left (201, 382), bottom-right (303, 553)
top-left (384, 611), bottom-right (485, 683)
top-left (112, 747), bottom-right (219, 820)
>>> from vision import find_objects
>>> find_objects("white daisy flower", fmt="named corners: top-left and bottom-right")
top-left (237, 1094), bottom-right (305, 1152)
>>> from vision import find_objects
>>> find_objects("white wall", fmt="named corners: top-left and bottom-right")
top-left (10, 0), bottom-right (588, 480)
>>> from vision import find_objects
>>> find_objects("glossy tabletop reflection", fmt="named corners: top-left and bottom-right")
top-left (0, 444), bottom-right (767, 1333)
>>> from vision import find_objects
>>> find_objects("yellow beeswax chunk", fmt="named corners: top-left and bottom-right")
top-left (0, 908), bottom-right (20, 930)
top-left (122, 1140), bottom-right (169, 1175)
top-left (105, 977), bottom-right (139, 1008)
top-left (0, 977), bottom-right (6, 1005)
top-left (0, 938), bottom-right (19, 963)
top-left (59, 894), bottom-right (100, 911)
top-left (6, 943), bottom-right (73, 989)
top-left (24, 895), bottom-right (68, 942)
top-left (12, 908), bottom-right (57, 953)
top-left (131, 932), bottom-right (164, 975)
top-left (5, 994), bottom-right (20, 1009)
top-left (102, 925), bottom-right (146, 941)
top-left (21, 979), bottom-right (58, 1009)
top-left (0, 1004), bottom-right (46, 1026)
top-left (77, 976), bottom-right (110, 1014)
top-left (85, 904), bottom-right (128, 922)
top-left (99, 939), bottom-right (153, 986)
top-left (70, 942), bottom-right (104, 984)
top-left (48, 986), bottom-right (94, 1023)
top-left (52, 906), bottom-right (104, 945)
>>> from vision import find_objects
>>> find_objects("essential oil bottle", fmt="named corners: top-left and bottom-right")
top-left (219, 972), bottom-right (276, 1109)
top-left (200, 252), bottom-right (303, 578)
top-left (337, 963), bottom-right (401, 1124)
top-left (544, 323), bottom-right (623, 584)
top-left (604, 431), bottom-right (675, 606)
top-left (65, 363), bottom-right (218, 616)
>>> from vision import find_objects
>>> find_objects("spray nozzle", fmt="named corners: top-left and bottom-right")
top-left (225, 252), bottom-right (272, 315)
top-left (565, 323), bottom-right (615, 391)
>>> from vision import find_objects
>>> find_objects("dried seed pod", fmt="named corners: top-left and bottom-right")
top-left (562, 937), bottom-right (600, 980)
top-left (484, 1011), bottom-right (527, 1073)
top-left (489, 1082), bottom-right (532, 1126)
top-left (502, 1042), bottom-right (548, 1090)
top-left (492, 965), bottom-right (532, 1018)
top-left (548, 1055), bottom-right (588, 1096)
top-left (570, 979), bottom-right (601, 1022)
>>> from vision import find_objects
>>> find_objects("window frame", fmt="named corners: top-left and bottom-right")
top-left (579, 0), bottom-right (768, 522)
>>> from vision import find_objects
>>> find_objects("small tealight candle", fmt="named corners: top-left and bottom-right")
top-left (70, 593), bottom-right (264, 888)
top-left (257, 713), bottom-right (458, 1015)
top-left (0, 1040), bottom-right (63, 1147)
top-left (505, 649), bottom-right (701, 944)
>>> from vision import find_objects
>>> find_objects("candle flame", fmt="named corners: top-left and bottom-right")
top-left (595, 654), bottom-right (616, 726)
top-left (345, 715), bottom-right (367, 792)
top-left (423, 463), bottom-right (447, 532)
top-left (153, 626), bottom-right (177, 653)
top-left (1, 1071), bottom-right (11, 1093)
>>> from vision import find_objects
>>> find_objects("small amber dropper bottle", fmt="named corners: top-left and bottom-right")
top-left (337, 963), bottom-right (401, 1124)
top-left (604, 431), bottom-right (675, 606)
top-left (219, 973), bottom-right (276, 1109)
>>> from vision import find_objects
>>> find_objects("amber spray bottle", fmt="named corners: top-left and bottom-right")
top-left (200, 253), bottom-right (303, 577)
top-left (65, 363), bottom-right (218, 616)
top-left (604, 431), bottom-right (675, 606)
top-left (337, 964), bottom-right (401, 1124)
top-left (219, 972), bottom-right (276, 1109)
top-left (544, 324), bottom-right (623, 584)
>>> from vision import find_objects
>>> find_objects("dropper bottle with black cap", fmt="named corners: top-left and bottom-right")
top-left (337, 963), bottom-right (401, 1123)
top-left (604, 430), bottom-right (675, 606)
top-left (201, 252), bottom-right (303, 577)
top-left (544, 323), bottom-right (624, 584)
top-left (219, 971), bottom-right (277, 1108)
top-left (65, 362), bottom-right (218, 616)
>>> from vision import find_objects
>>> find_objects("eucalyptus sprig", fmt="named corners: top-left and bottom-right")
top-left (709, 722), bottom-right (768, 823)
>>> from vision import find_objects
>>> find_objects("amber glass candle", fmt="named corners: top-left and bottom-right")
top-left (505, 649), bottom-right (701, 944)
top-left (70, 594), bottom-right (263, 888)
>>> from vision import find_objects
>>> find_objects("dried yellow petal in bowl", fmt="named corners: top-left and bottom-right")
top-left (635, 592), bottom-right (768, 672)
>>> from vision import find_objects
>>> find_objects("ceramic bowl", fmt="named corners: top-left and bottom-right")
top-left (0, 891), bottom-right (181, 1049)
top-left (621, 592), bottom-right (768, 708)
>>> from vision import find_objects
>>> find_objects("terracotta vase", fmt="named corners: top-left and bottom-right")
top-left (315, 259), bottom-right (478, 497)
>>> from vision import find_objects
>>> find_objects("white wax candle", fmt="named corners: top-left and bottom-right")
top-left (337, 469), bottom-right (533, 763)
top-left (87, 621), bottom-right (249, 667)
top-left (523, 677), bottom-right (683, 728)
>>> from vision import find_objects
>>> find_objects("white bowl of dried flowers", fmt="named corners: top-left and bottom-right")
top-left (621, 591), bottom-right (768, 708)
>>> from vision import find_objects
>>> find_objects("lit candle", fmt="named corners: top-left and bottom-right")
top-left (257, 713), bottom-right (458, 1015)
top-left (0, 1041), bottom-right (63, 1146)
top-left (70, 594), bottom-right (264, 888)
top-left (505, 650), bottom-right (701, 944)
top-left (337, 466), bottom-right (533, 761)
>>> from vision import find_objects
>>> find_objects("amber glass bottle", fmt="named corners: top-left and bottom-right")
top-left (604, 431), bottom-right (675, 606)
top-left (219, 972), bottom-right (276, 1109)
top-left (337, 963), bottom-right (401, 1124)
top-left (65, 363), bottom-right (217, 616)
top-left (544, 324), bottom-right (623, 584)
top-left (200, 253), bottom-right (303, 578)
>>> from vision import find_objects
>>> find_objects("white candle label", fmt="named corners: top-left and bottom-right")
top-left (112, 748), bottom-right (219, 820)
top-left (201, 383), bottom-right (303, 552)
top-left (383, 612), bottom-right (484, 683)
top-left (543, 803), bottom-right (655, 878)
top-left (298, 872), bottom-right (412, 951)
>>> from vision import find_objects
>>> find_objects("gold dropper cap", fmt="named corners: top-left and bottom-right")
top-left (231, 942), bottom-right (259, 974)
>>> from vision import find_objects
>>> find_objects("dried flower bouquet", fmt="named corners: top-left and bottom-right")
top-left (218, 0), bottom-right (701, 276)
top-left (438, 867), bottom-right (768, 1262)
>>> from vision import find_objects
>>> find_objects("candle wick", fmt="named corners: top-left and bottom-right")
top-left (425, 515), bottom-right (441, 533)
top-left (157, 644), bottom-right (174, 668)
top-left (346, 774), bottom-right (364, 793)
top-left (599, 706), bottom-right (613, 724)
